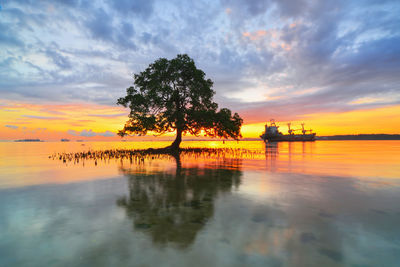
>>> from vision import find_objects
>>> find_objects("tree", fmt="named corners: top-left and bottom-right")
top-left (117, 54), bottom-right (243, 150)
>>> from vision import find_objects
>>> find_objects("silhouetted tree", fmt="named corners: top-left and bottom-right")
top-left (117, 54), bottom-right (243, 150)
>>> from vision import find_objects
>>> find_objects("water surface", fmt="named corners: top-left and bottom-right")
top-left (1, 141), bottom-right (400, 266)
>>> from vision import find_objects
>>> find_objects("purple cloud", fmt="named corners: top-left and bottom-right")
top-left (67, 129), bottom-right (115, 137)
top-left (5, 125), bottom-right (18, 129)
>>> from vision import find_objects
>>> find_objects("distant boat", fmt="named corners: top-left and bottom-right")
top-left (260, 119), bottom-right (316, 142)
top-left (61, 138), bottom-right (70, 142)
top-left (14, 139), bottom-right (43, 142)
top-left (76, 140), bottom-right (84, 142)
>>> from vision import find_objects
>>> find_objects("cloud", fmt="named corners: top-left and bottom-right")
top-left (107, 0), bottom-right (154, 18)
top-left (5, 125), bottom-right (18, 129)
top-left (85, 8), bottom-right (114, 42)
top-left (0, 20), bottom-right (24, 47)
top-left (88, 113), bottom-right (127, 118)
top-left (22, 115), bottom-right (64, 120)
top-left (67, 129), bottom-right (115, 137)
top-left (67, 130), bottom-right (79, 136)
top-left (84, 7), bottom-right (137, 49)
top-left (1, 0), bottom-right (399, 123)
top-left (98, 130), bottom-right (115, 137)
top-left (45, 49), bottom-right (72, 69)
top-left (79, 129), bottom-right (97, 137)
top-left (39, 109), bottom-right (66, 115)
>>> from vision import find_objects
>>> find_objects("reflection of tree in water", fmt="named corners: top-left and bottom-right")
top-left (117, 154), bottom-right (242, 248)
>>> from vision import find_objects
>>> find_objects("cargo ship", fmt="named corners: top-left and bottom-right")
top-left (260, 119), bottom-right (316, 142)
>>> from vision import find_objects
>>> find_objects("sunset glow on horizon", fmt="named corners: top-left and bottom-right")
top-left (1, 98), bottom-right (399, 141)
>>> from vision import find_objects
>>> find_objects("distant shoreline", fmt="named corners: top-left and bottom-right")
top-left (14, 139), bottom-right (43, 142)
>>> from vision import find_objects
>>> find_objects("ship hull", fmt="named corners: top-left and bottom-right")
top-left (261, 133), bottom-right (316, 142)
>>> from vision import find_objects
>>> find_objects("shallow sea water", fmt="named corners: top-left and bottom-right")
top-left (0, 140), bottom-right (400, 266)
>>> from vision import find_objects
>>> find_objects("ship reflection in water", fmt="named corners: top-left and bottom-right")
top-left (0, 141), bottom-right (400, 266)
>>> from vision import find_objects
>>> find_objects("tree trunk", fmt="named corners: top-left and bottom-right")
top-left (169, 128), bottom-right (182, 150)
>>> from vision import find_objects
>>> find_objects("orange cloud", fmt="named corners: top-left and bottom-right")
top-left (242, 29), bottom-right (292, 51)
top-left (280, 43), bottom-right (291, 51)
top-left (242, 30), bottom-right (269, 41)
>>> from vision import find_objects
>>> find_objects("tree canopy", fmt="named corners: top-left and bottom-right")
top-left (117, 54), bottom-right (243, 149)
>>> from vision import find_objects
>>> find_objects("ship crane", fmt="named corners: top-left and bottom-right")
top-left (287, 123), bottom-right (294, 135)
top-left (301, 123), bottom-right (313, 134)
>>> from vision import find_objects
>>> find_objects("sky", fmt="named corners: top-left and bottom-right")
top-left (1, 0), bottom-right (400, 140)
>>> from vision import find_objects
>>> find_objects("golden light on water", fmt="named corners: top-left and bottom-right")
top-left (1, 140), bottom-right (400, 189)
